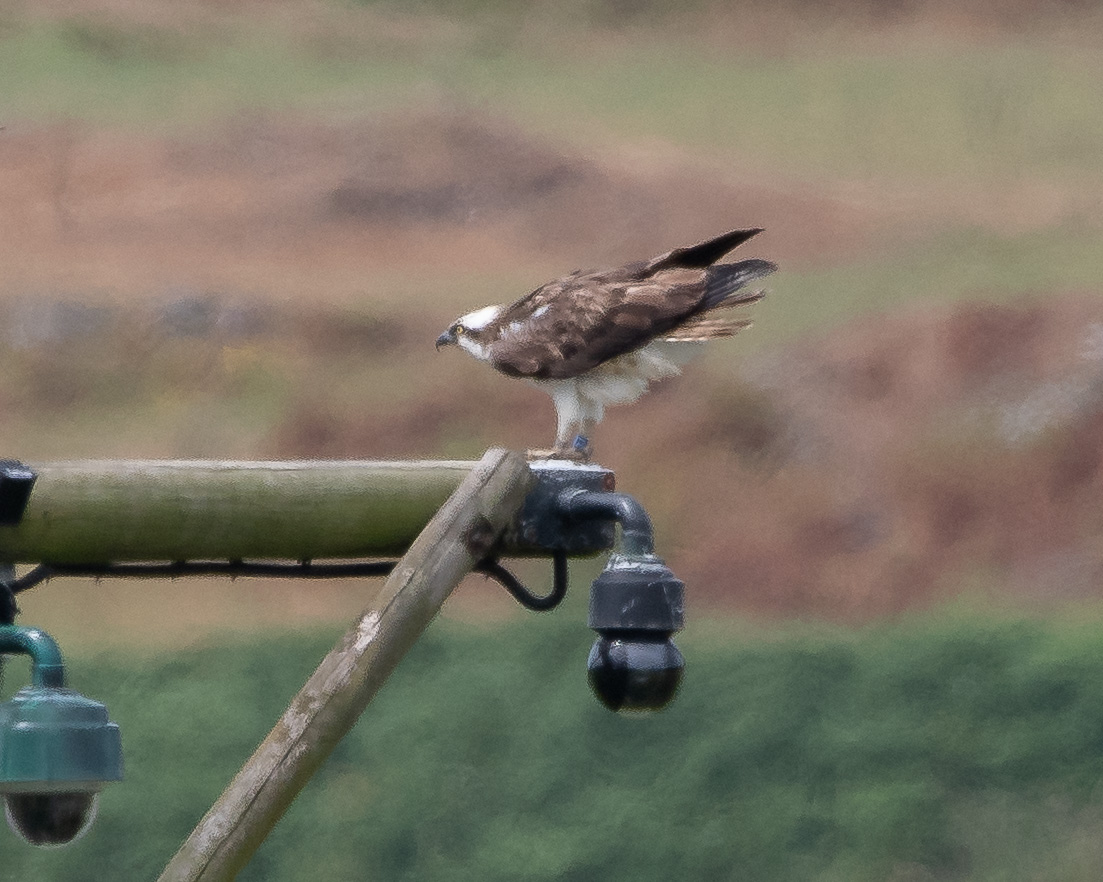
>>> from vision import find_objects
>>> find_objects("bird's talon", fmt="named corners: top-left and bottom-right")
top-left (526, 446), bottom-right (591, 463)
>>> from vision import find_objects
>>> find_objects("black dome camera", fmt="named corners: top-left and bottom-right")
top-left (587, 553), bottom-right (685, 712)
top-left (4, 790), bottom-right (100, 848)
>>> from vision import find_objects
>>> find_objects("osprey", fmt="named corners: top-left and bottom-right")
top-left (436, 228), bottom-right (776, 459)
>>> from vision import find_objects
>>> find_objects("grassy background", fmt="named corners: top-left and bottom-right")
top-left (5, 12), bottom-right (1103, 184)
top-left (6, 615), bottom-right (1103, 880)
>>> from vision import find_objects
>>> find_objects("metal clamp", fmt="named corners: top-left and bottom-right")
top-left (0, 461), bottom-right (35, 528)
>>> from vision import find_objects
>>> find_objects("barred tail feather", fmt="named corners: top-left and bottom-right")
top-left (703, 259), bottom-right (777, 309)
top-left (663, 317), bottom-right (753, 342)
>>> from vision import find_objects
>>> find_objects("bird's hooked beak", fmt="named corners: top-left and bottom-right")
top-left (436, 329), bottom-right (456, 350)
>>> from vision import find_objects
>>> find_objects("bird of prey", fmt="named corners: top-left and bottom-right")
top-left (436, 228), bottom-right (776, 459)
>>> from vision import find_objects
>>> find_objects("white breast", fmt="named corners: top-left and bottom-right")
top-left (581, 341), bottom-right (701, 405)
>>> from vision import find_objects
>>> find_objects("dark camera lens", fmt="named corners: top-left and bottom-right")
top-left (4, 792), bottom-right (99, 847)
top-left (587, 633), bottom-right (685, 712)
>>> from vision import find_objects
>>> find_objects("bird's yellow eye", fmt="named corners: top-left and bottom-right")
top-left (454, 324), bottom-right (466, 336)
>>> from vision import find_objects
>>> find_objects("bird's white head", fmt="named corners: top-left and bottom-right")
top-left (435, 305), bottom-right (503, 361)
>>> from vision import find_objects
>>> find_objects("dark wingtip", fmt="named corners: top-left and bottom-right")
top-left (647, 227), bottom-right (767, 272)
top-left (719, 228), bottom-right (765, 251)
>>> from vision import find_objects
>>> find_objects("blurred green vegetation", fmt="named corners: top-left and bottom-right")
top-left (3, 10), bottom-right (1102, 186)
top-left (191, 224), bottom-right (1103, 346)
top-left (6, 614), bottom-right (1103, 879)
top-left (0, 20), bottom-right (411, 126)
top-left (477, 41), bottom-right (1103, 183)
top-left (751, 222), bottom-right (1103, 350)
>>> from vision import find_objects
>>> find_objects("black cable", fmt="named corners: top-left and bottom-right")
top-left (7, 554), bottom-right (572, 612)
top-left (10, 560), bottom-right (396, 591)
top-left (477, 550), bottom-right (568, 611)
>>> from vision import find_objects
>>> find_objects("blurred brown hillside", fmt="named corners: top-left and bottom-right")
top-left (2, 0), bottom-right (1103, 633)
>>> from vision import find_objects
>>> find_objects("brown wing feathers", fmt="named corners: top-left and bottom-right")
top-left (487, 229), bottom-right (774, 379)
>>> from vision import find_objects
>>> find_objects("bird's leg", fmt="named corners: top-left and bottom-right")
top-left (526, 389), bottom-right (591, 461)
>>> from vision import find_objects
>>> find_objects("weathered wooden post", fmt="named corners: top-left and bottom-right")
top-left (154, 448), bottom-right (533, 882)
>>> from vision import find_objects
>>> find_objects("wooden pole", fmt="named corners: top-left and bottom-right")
top-left (0, 459), bottom-right (481, 563)
top-left (155, 448), bottom-right (533, 882)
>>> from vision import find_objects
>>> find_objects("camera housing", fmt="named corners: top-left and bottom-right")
top-left (587, 553), bottom-right (685, 712)
top-left (0, 683), bottom-right (122, 847)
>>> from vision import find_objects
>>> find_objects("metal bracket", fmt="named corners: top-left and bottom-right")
top-left (507, 461), bottom-right (617, 556)
top-left (0, 461), bottom-right (35, 528)
top-left (0, 459), bottom-right (30, 626)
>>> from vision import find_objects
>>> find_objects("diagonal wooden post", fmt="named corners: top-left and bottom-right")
top-left (156, 448), bottom-right (534, 882)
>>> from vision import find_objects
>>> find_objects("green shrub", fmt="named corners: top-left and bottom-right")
top-left (6, 614), bottom-right (1103, 879)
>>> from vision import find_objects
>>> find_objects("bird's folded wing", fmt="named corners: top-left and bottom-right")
top-left (488, 272), bottom-right (708, 380)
